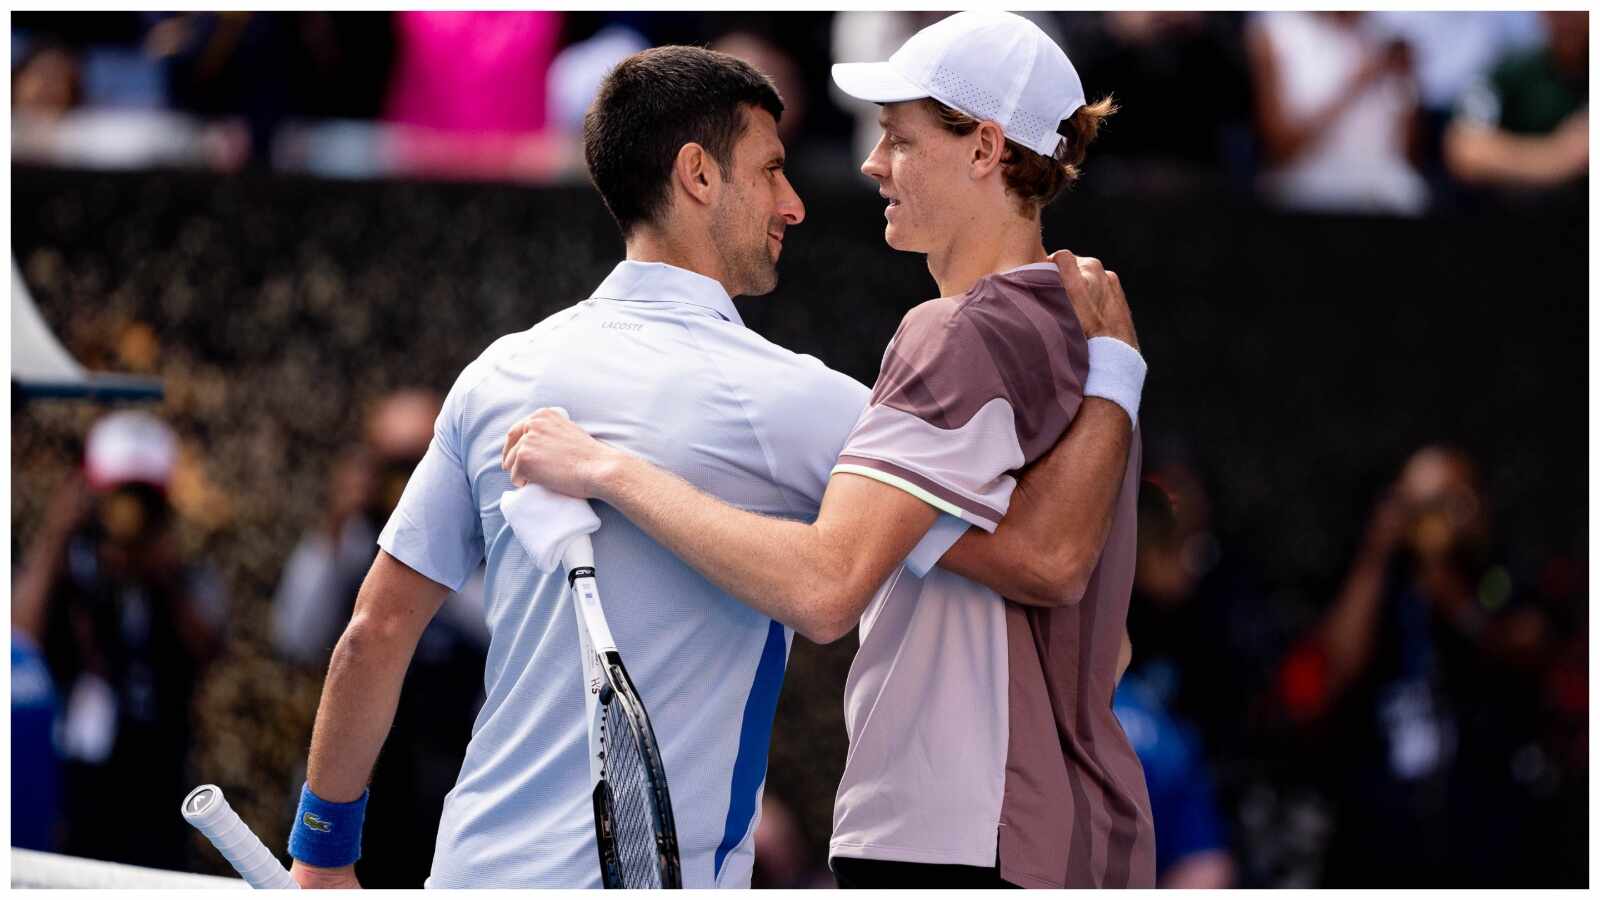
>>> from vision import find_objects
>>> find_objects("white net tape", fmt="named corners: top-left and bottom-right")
top-left (10, 848), bottom-right (247, 889)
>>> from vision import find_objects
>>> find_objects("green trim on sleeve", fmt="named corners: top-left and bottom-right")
top-left (831, 464), bottom-right (968, 520)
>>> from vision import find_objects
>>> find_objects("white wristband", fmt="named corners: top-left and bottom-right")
top-left (1084, 337), bottom-right (1146, 425)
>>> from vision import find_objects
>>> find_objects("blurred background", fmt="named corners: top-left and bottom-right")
top-left (10, 10), bottom-right (1588, 889)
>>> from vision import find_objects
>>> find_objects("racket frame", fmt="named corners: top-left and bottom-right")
top-left (564, 536), bottom-right (682, 889)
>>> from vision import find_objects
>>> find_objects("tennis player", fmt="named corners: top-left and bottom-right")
top-left (288, 37), bottom-right (1137, 892)
top-left (503, 11), bottom-right (1155, 890)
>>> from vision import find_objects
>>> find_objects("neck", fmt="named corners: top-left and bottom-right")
top-left (625, 223), bottom-right (735, 296)
top-left (925, 209), bottom-right (1047, 298)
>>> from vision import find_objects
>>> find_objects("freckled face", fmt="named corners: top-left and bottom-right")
top-left (859, 101), bottom-right (974, 253)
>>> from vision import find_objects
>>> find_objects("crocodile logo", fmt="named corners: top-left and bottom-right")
top-left (302, 812), bottom-right (333, 833)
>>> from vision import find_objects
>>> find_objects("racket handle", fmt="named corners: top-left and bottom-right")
top-left (182, 784), bottom-right (299, 890)
top-left (561, 534), bottom-right (596, 573)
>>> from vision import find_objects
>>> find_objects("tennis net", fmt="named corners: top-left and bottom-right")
top-left (10, 848), bottom-right (246, 889)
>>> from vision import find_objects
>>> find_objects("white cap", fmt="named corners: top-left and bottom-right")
top-left (831, 10), bottom-right (1086, 158)
top-left (84, 410), bottom-right (178, 490)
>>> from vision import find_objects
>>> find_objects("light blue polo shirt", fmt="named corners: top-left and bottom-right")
top-left (378, 260), bottom-right (871, 888)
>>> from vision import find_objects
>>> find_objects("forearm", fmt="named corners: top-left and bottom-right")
top-left (303, 616), bottom-right (420, 802)
top-left (938, 398), bottom-right (1133, 605)
top-left (12, 531), bottom-right (69, 638)
top-left (596, 455), bottom-right (857, 641)
top-left (1445, 125), bottom-right (1581, 186)
top-left (303, 553), bottom-right (444, 802)
top-left (1316, 549), bottom-right (1391, 699)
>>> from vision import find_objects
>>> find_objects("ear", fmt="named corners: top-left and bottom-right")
top-left (673, 142), bottom-right (719, 208)
top-left (971, 121), bottom-right (1006, 180)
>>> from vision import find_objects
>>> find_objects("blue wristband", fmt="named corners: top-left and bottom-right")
top-left (288, 782), bottom-right (367, 868)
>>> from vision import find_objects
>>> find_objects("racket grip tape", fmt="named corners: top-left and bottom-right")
top-left (182, 784), bottom-right (300, 890)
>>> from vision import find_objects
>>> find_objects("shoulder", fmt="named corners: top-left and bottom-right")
top-left (892, 295), bottom-right (967, 343)
top-left (739, 334), bottom-right (871, 418)
top-left (942, 272), bottom-right (1086, 373)
top-left (886, 294), bottom-right (993, 367)
top-left (707, 319), bottom-right (867, 390)
top-left (449, 308), bottom-right (584, 410)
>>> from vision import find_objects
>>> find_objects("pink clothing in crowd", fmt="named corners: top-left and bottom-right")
top-left (385, 12), bottom-right (563, 135)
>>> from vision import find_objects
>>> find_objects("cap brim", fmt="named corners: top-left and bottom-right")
top-left (830, 62), bottom-right (930, 103)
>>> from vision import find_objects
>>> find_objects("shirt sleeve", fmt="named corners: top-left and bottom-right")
top-left (833, 296), bottom-right (1075, 533)
top-left (377, 377), bottom-right (485, 592)
top-left (903, 513), bottom-right (972, 578)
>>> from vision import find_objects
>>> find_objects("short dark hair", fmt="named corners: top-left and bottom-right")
top-left (584, 46), bottom-right (784, 237)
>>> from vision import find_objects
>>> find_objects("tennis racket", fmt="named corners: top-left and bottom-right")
top-left (562, 534), bottom-right (682, 889)
top-left (181, 784), bottom-right (299, 889)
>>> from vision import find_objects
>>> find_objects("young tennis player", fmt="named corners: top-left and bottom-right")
top-left (504, 12), bottom-right (1155, 889)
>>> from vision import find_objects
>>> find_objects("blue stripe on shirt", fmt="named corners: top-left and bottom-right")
top-left (713, 620), bottom-right (788, 879)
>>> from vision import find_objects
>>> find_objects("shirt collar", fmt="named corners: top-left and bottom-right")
top-left (589, 260), bottom-right (743, 327)
top-left (999, 261), bottom-right (1059, 276)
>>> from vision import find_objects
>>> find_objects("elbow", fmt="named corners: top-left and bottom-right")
top-left (799, 618), bottom-right (853, 645)
top-left (797, 583), bottom-right (868, 645)
top-left (332, 612), bottom-right (407, 664)
top-left (1020, 550), bottom-right (1093, 607)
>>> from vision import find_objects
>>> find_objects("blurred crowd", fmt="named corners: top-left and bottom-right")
top-left (10, 395), bottom-right (489, 887)
top-left (1107, 443), bottom-right (1586, 887)
top-left (12, 11), bottom-right (1588, 209)
top-left (10, 9), bottom-right (1587, 891)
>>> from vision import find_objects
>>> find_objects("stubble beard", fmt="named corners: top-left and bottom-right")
top-left (712, 202), bottom-right (779, 297)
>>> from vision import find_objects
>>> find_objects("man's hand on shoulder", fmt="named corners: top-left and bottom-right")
top-left (290, 860), bottom-right (360, 889)
top-left (1051, 249), bottom-right (1139, 350)
top-left (502, 408), bottom-right (628, 500)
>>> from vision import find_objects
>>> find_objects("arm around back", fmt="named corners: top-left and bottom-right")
top-left (937, 397), bottom-right (1134, 606)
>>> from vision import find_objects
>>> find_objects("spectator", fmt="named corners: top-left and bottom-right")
top-left (1444, 11), bottom-right (1587, 190)
top-left (384, 12), bottom-right (560, 136)
top-left (379, 12), bottom-right (567, 180)
top-left (13, 412), bottom-right (228, 870)
top-left (12, 41), bottom-right (83, 118)
top-left (1127, 460), bottom-right (1280, 765)
top-left (1277, 446), bottom-right (1555, 886)
top-left (1247, 12), bottom-right (1429, 215)
top-left (1123, 460), bottom-right (1305, 886)
top-left (10, 627), bottom-right (61, 853)
top-left (1366, 12), bottom-right (1545, 204)
top-left (13, 482), bottom-right (72, 853)
top-left (1113, 672), bottom-right (1236, 888)
top-left (160, 13), bottom-right (393, 167)
top-left (271, 388), bottom-right (488, 888)
top-left (1370, 12), bottom-right (1543, 130)
top-left (546, 24), bottom-right (648, 136)
top-left (712, 30), bottom-right (808, 144)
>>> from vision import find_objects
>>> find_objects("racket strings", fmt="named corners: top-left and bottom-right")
top-left (602, 695), bottom-right (661, 888)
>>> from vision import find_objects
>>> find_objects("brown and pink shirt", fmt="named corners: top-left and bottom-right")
top-left (828, 262), bottom-right (1154, 888)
